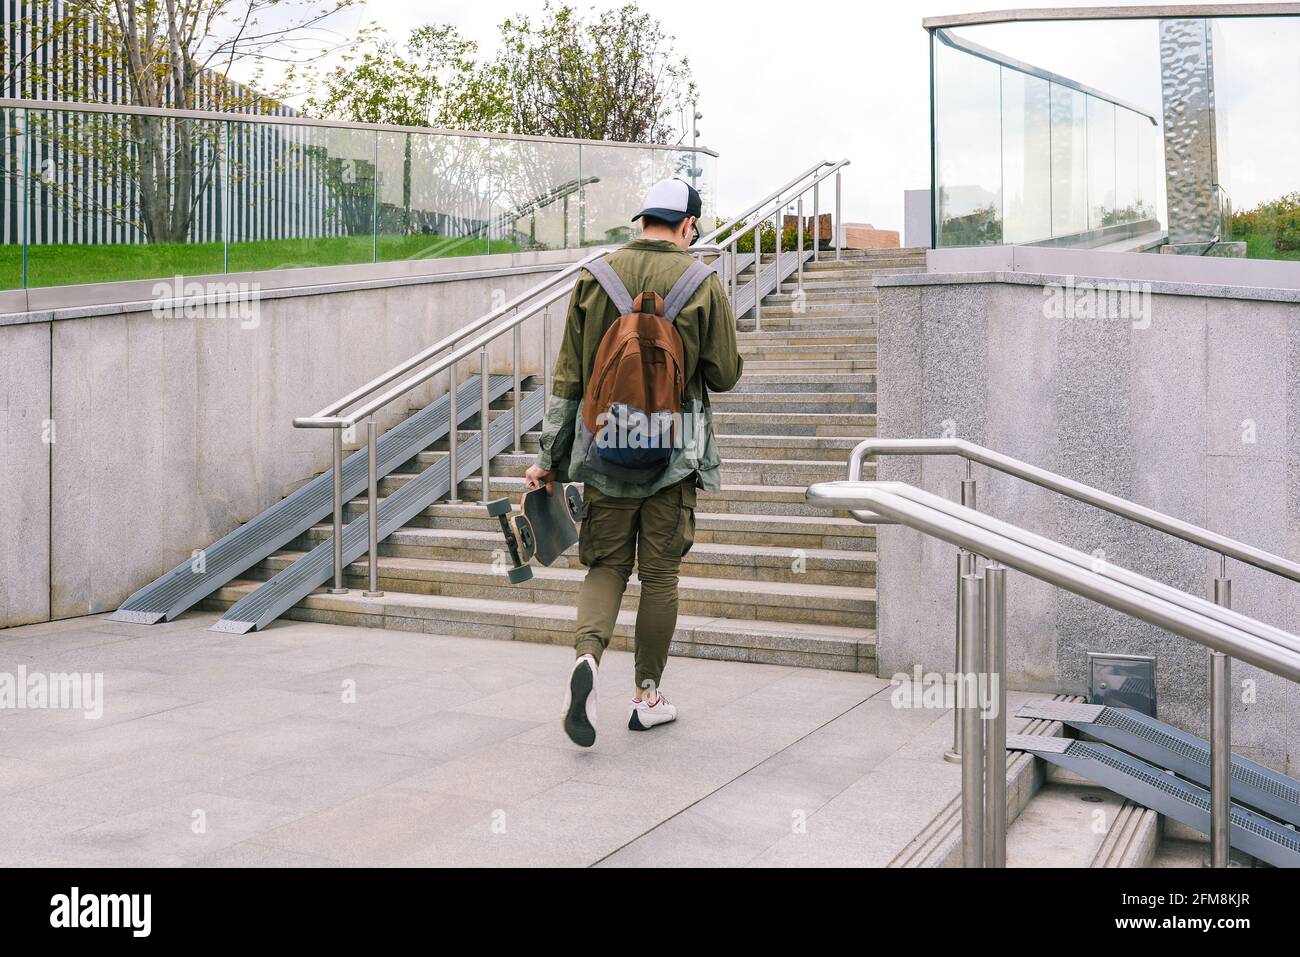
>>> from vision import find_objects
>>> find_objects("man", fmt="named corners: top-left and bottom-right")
top-left (524, 178), bottom-right (742, 748)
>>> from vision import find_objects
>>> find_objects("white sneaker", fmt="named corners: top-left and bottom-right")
top-left (628, 691), bottom-right (677, 731)
top-left (562, 655), bottom-right (599, 747)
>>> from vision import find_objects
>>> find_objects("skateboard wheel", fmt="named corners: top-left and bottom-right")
top-left (564, 484), bottom-right (583, 523)
top-left (485, 497), bottom-right (512, 518)
top-left (507, 565), bottom-right (534, 585)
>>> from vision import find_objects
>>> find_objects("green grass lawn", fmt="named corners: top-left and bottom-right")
top-left (0, 234), bottom-right (524, 290)
top-left (1240, 232), bottom-right (1300, 262)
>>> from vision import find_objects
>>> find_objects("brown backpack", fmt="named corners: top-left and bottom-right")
top-left (577, 257), bottom-right (715, 480)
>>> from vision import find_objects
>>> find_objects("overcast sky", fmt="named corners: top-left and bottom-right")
top-left (270, 0), bottom-right (1297, 229)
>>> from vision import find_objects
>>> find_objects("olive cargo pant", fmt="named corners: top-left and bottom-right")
top-left (574, 478), bottom-right (697, 691)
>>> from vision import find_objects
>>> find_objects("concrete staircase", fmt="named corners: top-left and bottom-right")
top-left (206, 247), bottom-right (928, 672)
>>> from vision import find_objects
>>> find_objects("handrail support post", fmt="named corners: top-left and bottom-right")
top-left (983, 563), bottom-right (1007, 868)
top-left (329, 428), bottom-right (348, 594)
top-left (363, 417), bottom-right (384, 598)
top-left (479, 350), bottom-right (492, 504)
top-left (960, 572), bottom-right (986, 867)
top-left (1210, 568), bottom-right (1232, 868)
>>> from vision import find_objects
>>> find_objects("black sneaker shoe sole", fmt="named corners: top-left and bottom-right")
top-left (628, 709), bottom-right (647, 731)
top-left (564, 662), bottom-right (596, 748)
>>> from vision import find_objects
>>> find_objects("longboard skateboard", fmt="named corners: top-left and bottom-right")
top-left (486, 483), bottom-right (582, 584)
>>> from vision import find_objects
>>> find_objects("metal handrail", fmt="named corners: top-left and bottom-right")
top-left (847, 437), bottom-right (1300, 585)
top-left (0, 97), bottom-right (721, 155)
top-left (805, 478), bottom-right (1300, 868)
top-left (294, 159), bottom-right (852, 601)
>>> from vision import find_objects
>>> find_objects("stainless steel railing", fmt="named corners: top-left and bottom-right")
top-left (838, 437), bottom-right (1300, 868)
top-left (293, 160), bottom-right (850, 602)
top-left (805, 478), bottom-right (1300, 868)
top-left (698, 159), bottom-right (850, 329)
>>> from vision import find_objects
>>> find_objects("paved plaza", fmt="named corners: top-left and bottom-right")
top-left (0, 612), bottom-right (989, 867)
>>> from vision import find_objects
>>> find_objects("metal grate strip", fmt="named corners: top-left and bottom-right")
top-left (108, 375), bottom-right (513, 625)
top-left (1019, 700), bottom-right (1300, 828)
top-left (1016, 736), bottom-right (1300, 868)
top-left (213, 386), bottom-right (545, 633)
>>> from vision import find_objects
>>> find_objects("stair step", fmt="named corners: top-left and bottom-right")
top-left (295, 525), bottom-right (874, 586)
top-left (204, 584), bottom-right (877, 672)
top-left (247, 554), bottom-right (875, 628)
top-left (710, 411), bottom-right (875, 435)
top-left (708, 392), bottom-right (876, 414)
top-left (740, 359), bottom-right (877, 373)
top-left (728, 373), bottom-right (875, 393)
top-left (346, 488), bottom-right (875, 541)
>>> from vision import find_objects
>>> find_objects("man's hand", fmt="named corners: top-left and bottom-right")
top-left (524, 465), bottom-right (555, 494)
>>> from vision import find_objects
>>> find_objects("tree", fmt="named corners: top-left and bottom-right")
top-left (13, 0), bottom-right (370, 243)
top-left (308, 3), bottom-right (697, 145)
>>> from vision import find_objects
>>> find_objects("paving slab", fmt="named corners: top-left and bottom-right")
top-left (1, 611), bottom-right (981, 867)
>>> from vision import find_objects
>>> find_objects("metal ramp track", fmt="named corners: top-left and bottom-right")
top-left (1018, 700), bottom-right (1300, 827)
top-left (107, 374), bottom-right (514, 625)
top-left (211, 386), bottom-right (546, 634)
top-left (1009, 735), bottom-right (1300, 868)
top-left (732, 249), bottom-right (814, 320)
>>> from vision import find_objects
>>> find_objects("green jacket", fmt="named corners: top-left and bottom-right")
top-left (536, 238), bottom-right (743, 497)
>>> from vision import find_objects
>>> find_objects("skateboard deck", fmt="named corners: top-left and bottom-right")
top-left (486, 484), bottom-right (582, 584)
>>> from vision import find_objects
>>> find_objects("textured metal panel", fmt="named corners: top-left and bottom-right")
top-left (1016, 700), bottom-right (1106, 723)
top-left (1007, 733), bottom-right (1074, 753)
top-left (732, 249), bottom-right (813, 320)
top-left (208, 618), bottom-right (256, 635)
top-left (112, 374), bottom-right (512, 624)
top-left (214, 386), bottom-right (546, 633)
top-left (1045, 703), bottom-right (1300, 828)
top-left (1028, 739), bottom-right (1300, 869)
top-left (103, 609), bottom-right (166, 625)
top-left (1159, 18), bottom-right (1222, 245)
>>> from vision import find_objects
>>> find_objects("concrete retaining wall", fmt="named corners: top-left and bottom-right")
top-left (1, 249), bottom-right (585, 628)
top-left (875, 268), bottom-right (1300, 774)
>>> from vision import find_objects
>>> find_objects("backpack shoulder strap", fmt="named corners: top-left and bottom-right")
top-left (663, 260), bottom-right (715, 324)
top-left (583, 257), bottom-right (634, 316)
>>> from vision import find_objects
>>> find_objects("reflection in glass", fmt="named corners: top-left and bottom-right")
top-left (26, 108), bottom-right (226, 286)
top-left (934, 36), bottom-right (1003, 246)
top-left (228, 121), bottom-right (375, 272)
top-left (1001, 70), bottom-right (1052, 244)
top-left (1050, 84), bottom-right (1089, 238)
top-left (1086, 98), bottom-right (1116, 231)
top-left (1, 107), bottom-right (22, 290)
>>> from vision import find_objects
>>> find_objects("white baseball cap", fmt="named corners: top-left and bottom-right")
top-left (632, 178), bottom-right (703, 224)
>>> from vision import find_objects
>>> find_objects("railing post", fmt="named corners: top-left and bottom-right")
top-left (946, 548), bottom-right (975, 763)
top-left (329, 428), bottom-right (348, 594)
top-left (947, 471), bottom-right (978, 763)
top-left (447, 357), bottom-right (460, 504)
top-left (542, 306), bottom-right (552, 411)
top-left (363, 417), bottom-right (383, 598)
top-left (796, 195), bottom-right (805, 293)
top-left (960, 572), bottom-right (986, 868)
top-left (752, 225), bottom-right (762, 331)
top-left (479, 349), bottom-right (492, 503)
top-left (812, 180), bottom-right (820, 264)
top-left (834, 169), bottom-right (843, 262)
top-left (773, 207), bottom-right (782, 299)
top-left (983, 563), bottom-right (1007, 868)
top-left (512, 319), bottom-right (523, 453)
top-left (1210, 560), bottom-right (1233, 868)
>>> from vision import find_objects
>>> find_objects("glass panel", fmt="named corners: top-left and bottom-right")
top-left (25, 108), bottom-right (225, 286)
top-left (1086, 98), bottom-right (1116, 230)
top-left (1113, 107), bottom-right (1141, 225)
top-left (580, 144), bottom-right (662, 247)
top-left (1050, 84), bottom-right (1089, 239)
top-left (1001, 69), bottom-right (1052, 244)
top-left (934, 36), bottom-right (1003, 246)
top-left (487, 139), bottom-right (581, 254)
top-left (227, 120), bottom-right (375, 272)
top-left (1, 107), bottom-right (23, 290)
